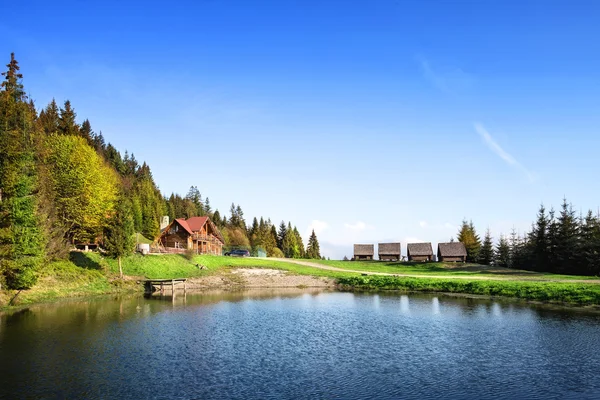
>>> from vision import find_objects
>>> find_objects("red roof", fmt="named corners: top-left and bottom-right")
top-left (175, 218), bottom-right (193, 235)
top-left (186, 216), bottom-right (209, 232)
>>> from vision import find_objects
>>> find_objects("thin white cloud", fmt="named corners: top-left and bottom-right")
top-left (419, 221), bottom-right (428, 228)
top-left (474, 123), bottom-right (535, 182)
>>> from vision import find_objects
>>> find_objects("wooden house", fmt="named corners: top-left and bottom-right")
top-left (437, 242), bottom-right (467, 262)
top-left (354, 244), bottom-right (374, 260)
top-left (159, 216), bottom-right (224, 255)
top-left (407, 243), bottom-right (434, 262)
top-left (378, 243), bottom-right (401, 261)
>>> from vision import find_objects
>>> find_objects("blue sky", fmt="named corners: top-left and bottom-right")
top-left (3, 0), bottom-right (600, 258)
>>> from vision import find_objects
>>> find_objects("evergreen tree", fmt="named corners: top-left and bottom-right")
top-left (103, 197), bottom-right (135, 279)
top-left (204, 197), bottom-right (212, 215)
top-left (293, 226), bottom-right (305, 258)
top-left (478, 229), bottom-right (494, 265)
top-left (0, 53), bottom-right (25, 101)
top-left (38, 99), bottom-right (60, 135)
top-left (457, 220), bottom-right (481, 263)
top-left (277, 221), bottom-right (287, 250)
top-left (212, 210), bottom-right (222, 228)
top-left (79, 119), bottom-right (94, 145)
top-left (282, 222), bottom-right (299, 258)
top-left (186, 186), bottom-right (203, 216)
top-left (306, 229), bottom-right (321, 259)
top-left (91, 130), bottom-right (106, 154)
top-left (58, 100), bottom-right (79, 136)
top-left (495, 235), bottom-right (510, 268)
top-left (526, 204), bottom-right (550, 271)
top-left (0, 54), bottom-right (45, 289)
top-left (556, 198), bottom-right (579, 274)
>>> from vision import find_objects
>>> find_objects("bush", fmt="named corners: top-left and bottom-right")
top-left (269, 247), bottom-right (284, 258)
top-left (184, 249), bottom-right (196, 261)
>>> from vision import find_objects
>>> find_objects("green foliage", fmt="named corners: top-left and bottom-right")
top-left (478, 229), bottom-right (494, 265)
top-left (0, 58), bottom-right (45, 289)
top-left (103, 197), bottom-right (135, 260)
top-left (457, 220), bottom-right (481, 262)
top-left (45, 134), bottom-right (119, 242)
top-left (336, 276), bottom-right (600, 306)
top-left (306, 229), bottom-right (321, 259)
top-left (58, 100), bottom-right (79, 136)
top-left (495, 235), bottom-right (510, 268)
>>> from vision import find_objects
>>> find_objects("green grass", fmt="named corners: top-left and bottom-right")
top-left (0, 258), bottom-right (136, 308)
top-left (337, 276), bottom-right (600, 305)
top-left (3, 253), bottom-right (599, 309)
top-left (308, 259), bottom-right (599, 280)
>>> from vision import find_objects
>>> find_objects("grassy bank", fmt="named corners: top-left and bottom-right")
top-left (3, 253), bottom-right (600, 309)
top-left (337, 275), bottom-right (600, 306)
top-left (309, 259), bottom-right (599, 281)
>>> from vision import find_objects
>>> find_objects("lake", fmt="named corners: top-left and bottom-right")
top-left (1, 289), bottom-right (599, 399)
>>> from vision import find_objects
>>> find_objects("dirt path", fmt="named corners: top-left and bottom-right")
top-left (271, 258), bottom-right (600, 284)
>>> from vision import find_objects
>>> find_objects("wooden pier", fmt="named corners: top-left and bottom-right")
top-left (144, 278), bottom-right (187, 296)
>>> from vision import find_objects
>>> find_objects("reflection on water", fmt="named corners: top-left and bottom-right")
top-left (1, 290), bottom-right (600, 399)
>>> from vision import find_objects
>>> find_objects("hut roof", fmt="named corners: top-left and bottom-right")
top-left (407, 242), bottom-right (433, 256)
top-left (174, 218), bottom-right (193, 235)
top-left (186, 216), bottom-right (209, 232)
top-left (438, 242), bottom-right (467, 257)
top-left (354, 244), bottom-right (374, 256)
top-left (378, 242), bottom-right (401, 255)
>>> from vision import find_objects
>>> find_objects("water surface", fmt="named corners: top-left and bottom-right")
top-left (1, 290), bottom-right (599, 399)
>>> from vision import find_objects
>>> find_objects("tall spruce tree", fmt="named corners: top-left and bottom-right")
top-left (277, 221), bottom-right (287, 250)
top-left (103, 197), bottom-right (135, 278)
top-left (478, 229), bottom-right (494, 265)
top-left (58, 100), bottom-right (79, 136)
top-left (495, 235), bottom-right (510, 268)
top-left (556, 198), bottom-right (579, 274)
top-left (306, 229), bottom-right (321, 259)
top-left (0, 53), bottom-right (45, 290)
top-left (528, 204), bottom-right (549, 271)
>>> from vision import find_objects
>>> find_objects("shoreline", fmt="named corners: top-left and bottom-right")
top-left (3, 267), bottom-right (600, 313)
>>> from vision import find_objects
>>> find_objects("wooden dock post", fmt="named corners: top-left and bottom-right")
top-left (160, 282), bottom-right (164, 295)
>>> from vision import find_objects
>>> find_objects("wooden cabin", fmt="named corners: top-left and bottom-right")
top-left (437, 242), bottom-right (467, 262)
top-left (378, 243), bottom-right (401, 261)
top-left (407, 243), bottom-right (434, 262)
top-left (159, 216), bottom-right (224, 255)
top-left (354, 244), bottom-right (374, 260)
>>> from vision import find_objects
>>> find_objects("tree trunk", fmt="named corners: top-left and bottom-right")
top-left (119, 256), bottom-right (123, 279)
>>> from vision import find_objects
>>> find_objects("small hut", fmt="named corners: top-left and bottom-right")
top-left (437, 242), bottom-right (467, 262)
top-left (407, 243), bottom-right (434, 262)
top-left (378, 243), bottom-right (401, 261)
top-left (354, 244), bottom-right (374, 261)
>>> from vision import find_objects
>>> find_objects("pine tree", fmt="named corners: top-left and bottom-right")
top-left (103, 197), bottom-right (135, 279)
top-left (282, 222), bottom-right (298, 258)
top-left (277, 221), bottom-right (287, 250)
top-left (528, 204), bottom-right (549, 271)
top-left (0, 54), bottom-right (45, 289)
top-left (495, 235), bottom-right (510, 268)
top-left (204, 197), bottom-right (212, 216)
top-left (457, 220), bottom-right (481, 263)
top-left (79, 119), bottom-right (94, 145)
top-left (58, 100), bottom-right (79, 136)
top-left (556, 198), bottom-right (579, 274)
top-left (0, 53), bottom-right (25, 101)
top-left (186, 186), bottom-right (203, 216)
top-left (478, 229), bottom-right (494, 265)
top-left (306, 229), bottom-right (321, 259)
top-left (293, 226), bottom-right (305, 258)
top-left (212, 210), bottom-right (222, 227)
top-left (39, 99), bottom-right (60, 135)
